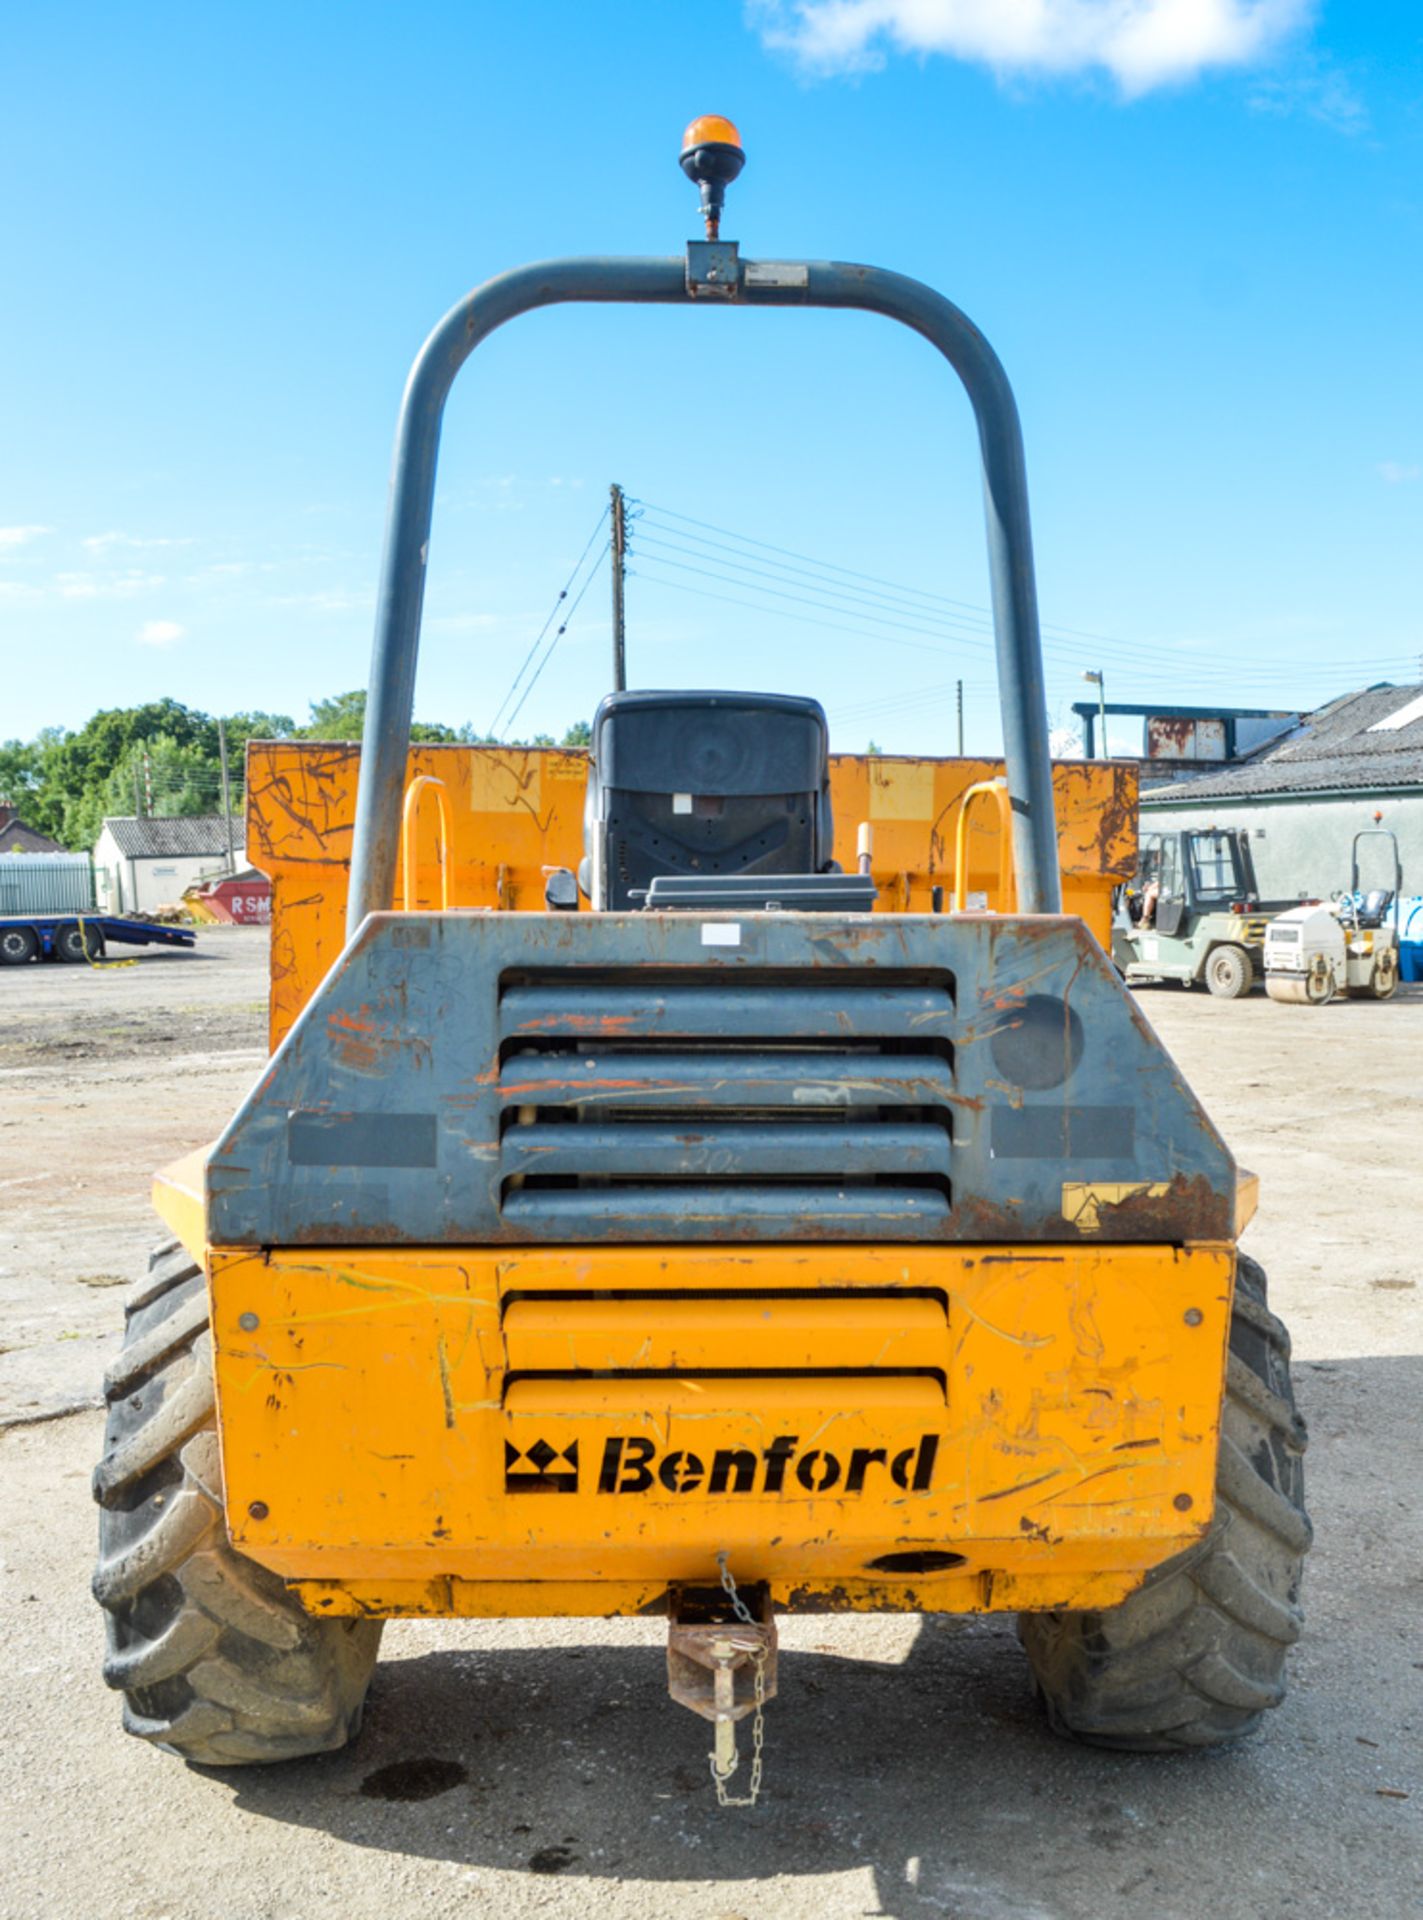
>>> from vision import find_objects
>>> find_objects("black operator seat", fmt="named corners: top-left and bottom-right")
top-left (579, 690), bottom-right (838, 911)
top-left (1357, 888), bottom-right (1394, 929)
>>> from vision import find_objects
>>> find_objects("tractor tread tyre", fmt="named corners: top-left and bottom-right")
top-left (93, 1241), bottom-right (382, 1766)
top-left (1017, 1254), bottom-right (1310, 1751)
top-left (1204, 943), bottom-right (1252, 1000)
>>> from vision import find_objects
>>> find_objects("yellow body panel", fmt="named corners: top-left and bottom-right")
top-left (246, 742), bottom-right (1138, 1048)
top-left (207, 1241), bottom-right (1231, 1618)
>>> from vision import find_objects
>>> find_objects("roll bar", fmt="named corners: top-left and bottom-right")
top-left (347, 242), bottom-right (1062, 940)
top-left (1350, 828), bottom-right (1402, 900)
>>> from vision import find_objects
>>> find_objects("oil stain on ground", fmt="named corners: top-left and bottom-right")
top-left (359, 1757), bottom-right (468, 1802)
top-left (528, 1844), bottom-right (579, 1873)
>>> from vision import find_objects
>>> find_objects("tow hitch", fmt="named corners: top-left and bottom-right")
top-left (668, 1557), bottom-right (778, 1807)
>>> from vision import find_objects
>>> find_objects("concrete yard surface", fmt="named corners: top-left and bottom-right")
top-left (1, 930), bottom-right (1419, 1919)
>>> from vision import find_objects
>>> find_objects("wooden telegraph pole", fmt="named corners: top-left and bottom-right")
top-left (217, 717), bottom-right (236, 874)
top-left (610, 483), bottom-right (627, 692)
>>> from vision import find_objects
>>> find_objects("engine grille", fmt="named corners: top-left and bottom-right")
top-left (497, 970), bottom-right (955, 1234)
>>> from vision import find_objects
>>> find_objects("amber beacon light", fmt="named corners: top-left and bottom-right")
top-left (680, 114), bottom-right (745, 239)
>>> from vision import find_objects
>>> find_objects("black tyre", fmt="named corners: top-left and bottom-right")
top-left (0, 924), bottom-right (38, 965)
top-left (55, 920), bottom-right (103, 962)
top-left (1018, 1253), bottom-right (1310, 1750)
top-left (1204, 943), bottom-right (1252, 999)
top-left (93, 1240), bottom-right (382, 1765)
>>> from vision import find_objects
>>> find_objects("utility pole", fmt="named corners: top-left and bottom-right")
top-left (217, 718), bottom-right (236, 874)
top-left (1082, 670), bottom-right (1107, 759)
top-left (133, 764), bottom-right (142, 818)
top-left (956, 679), bottom-right (964, 756)
top-left (610, 482), bottom-right (627, 692)
top-left (142, 748), bottom-right (153, 815)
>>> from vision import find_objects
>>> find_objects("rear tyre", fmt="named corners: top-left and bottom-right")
top-left (0, 925), bottom-right (38, 965)
top-left (93, 1240), bottom-right (382, 1765)
top-left (56, 920), bottom-right (103, 962)
top-left (1204, 944), bottom-right (1252, 999)
top-left (1018, 1254), bottom-right (1310, 1750)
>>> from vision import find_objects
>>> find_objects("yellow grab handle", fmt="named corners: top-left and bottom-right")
top-left (400, 776), bottom-right (453, 912)
top-left (952, 778), bottom-right (1014, 914)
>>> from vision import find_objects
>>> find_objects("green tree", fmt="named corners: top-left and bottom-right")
top-left (3, 694), bottom-right (589, 851)
top-left (0, 737), bottom-right (47, 812)
top-left (299, 691), bottom-right (459, 743)
top-left (86, 733), bottom-right (222, 847)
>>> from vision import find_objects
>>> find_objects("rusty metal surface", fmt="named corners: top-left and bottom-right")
top-left (207, 909), bottom-right (1233, 1247)
top-left (247, 744), bottom-right (1137, 1051)
top-left (1147, 715), bottom-right (1227, 762)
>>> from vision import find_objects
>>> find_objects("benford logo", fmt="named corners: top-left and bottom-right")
top-left (595, 1432), bottom-right (941, 1496)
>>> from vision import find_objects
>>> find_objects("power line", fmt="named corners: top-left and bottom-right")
top-left (632, 493), bottom-right (1412, 687)
top-left (630, 552), bottom-right (1414, 695)
top-left (638, 499), bottom-right (1018, 624)
top-left (502, 540), bottom-right (610, 738)
top-left (627, 562), bottom-right (975, 660)
top-left (637, 518), bottom-right (1005, 642)
top-left (635, 496), bottom-right (1194, 666)
top-left (486, 504), bottom-right (610, 737)
top-left (632, 549), bottom-right (992, 656)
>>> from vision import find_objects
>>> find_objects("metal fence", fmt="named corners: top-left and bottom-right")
top-left (0, 853), bottom-right (96, 916)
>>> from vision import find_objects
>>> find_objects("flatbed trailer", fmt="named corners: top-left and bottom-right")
top-left (0, 913), bottom-right (196, 965)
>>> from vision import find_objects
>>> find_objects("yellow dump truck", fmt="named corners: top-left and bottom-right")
top-left (93, 119), bottom-right (1309, 1795)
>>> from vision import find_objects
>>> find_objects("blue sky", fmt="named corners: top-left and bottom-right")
top-left (2, 1), bottom-right (1420, 756)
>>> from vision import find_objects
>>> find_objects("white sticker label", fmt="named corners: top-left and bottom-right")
top-left (702, 923), bottom-right (741, 947)
top-left (744, 261), bottom-right (810, 288)
top-left (967, 890), bottom-right (988, 911)
top-left (672, 792), bottom-right (693, 814)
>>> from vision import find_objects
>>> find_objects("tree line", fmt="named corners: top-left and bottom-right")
top-left (0, 693), bottom-right (591, 851)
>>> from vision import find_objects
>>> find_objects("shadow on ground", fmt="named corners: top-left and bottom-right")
top-left (226, 1617), bottom-right (1289, 1919)
top-left (216, 1356), bottom-right (1421, 1918)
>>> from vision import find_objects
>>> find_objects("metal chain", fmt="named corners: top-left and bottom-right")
top-left (710, 1552), bottom-right (767, 1808)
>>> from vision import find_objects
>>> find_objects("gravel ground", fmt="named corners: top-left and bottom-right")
top-left (1, 930), bottom-right (1419, 1919)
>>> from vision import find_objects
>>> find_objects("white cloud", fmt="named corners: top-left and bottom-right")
top-left (54, 569), bottom-right (167, 600)
top-left (135, 619), bottom-right (186, 648)
top-left (1249, 53), bottom-right (1367, 133)
top-left (1378, 461), bottom-right (1420, 486)
top-left (272, 588), bottom-right (371, 614)
top-left (82, 530), bottom-right (192, 553)
top-left (753, 0), bottom-right (1312, 94)
top-left (0, 524), bottom-right (53, 550)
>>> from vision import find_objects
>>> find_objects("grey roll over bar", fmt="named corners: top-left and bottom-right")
top-left (347, 242), bottom-right (1062, 940)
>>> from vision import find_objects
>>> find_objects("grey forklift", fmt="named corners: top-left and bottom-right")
top-left (1113, 826), bottom-right (1292, 998)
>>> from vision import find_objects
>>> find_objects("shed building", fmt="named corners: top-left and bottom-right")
top-left (94, 815), bottom-right (240, 916)
top-left (1140, 685), bottom-right (1423, 901)
top-left (0, 806), bottom-right (63, 854)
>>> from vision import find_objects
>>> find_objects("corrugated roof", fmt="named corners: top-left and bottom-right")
top-left (1142, 684), bottom-right (1423, 802)
top-left (101, 814), bottom-right (241, 857)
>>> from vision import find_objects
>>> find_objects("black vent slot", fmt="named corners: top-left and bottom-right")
top-left (498, 971), bottom-right (954, 1229)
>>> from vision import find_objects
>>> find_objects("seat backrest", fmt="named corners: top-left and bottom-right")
top-left (581, 690), bottom-right (833, 910)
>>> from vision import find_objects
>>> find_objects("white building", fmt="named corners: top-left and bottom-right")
top-left (94, 815), bottom-right (240, 916)
top-left (1140, 684), bottom-right (1423, 901)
